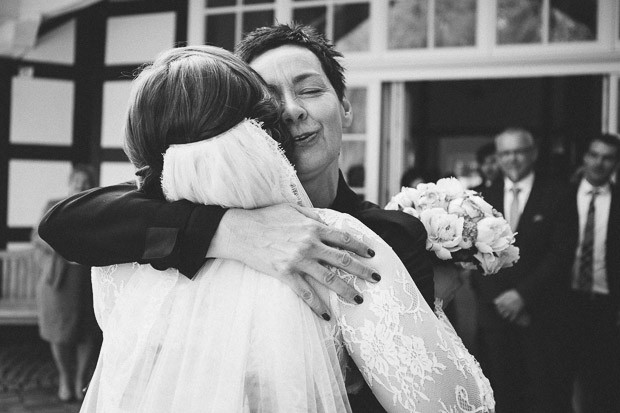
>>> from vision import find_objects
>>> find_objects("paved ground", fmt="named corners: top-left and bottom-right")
top-left (0, 326), bottom-right (85, 413)
top-left (0, 389), bottom-right (82, 413)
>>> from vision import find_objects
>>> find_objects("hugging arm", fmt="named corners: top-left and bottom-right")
top-left (38, 183), bottom-right (224, 277)
top-left (38, 183), bottom-right (378, 318)
top-left (324, 212), bottom-right (494, 412)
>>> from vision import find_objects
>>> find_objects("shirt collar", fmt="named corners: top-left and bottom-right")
top-left (578, 178), bottom-right (610, 196)
top-left (504, 172), bottom-right (535, 192)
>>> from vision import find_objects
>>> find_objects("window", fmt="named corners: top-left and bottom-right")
top-left (388, 0), bottom-right (476, 49)
top-left (204, 0), bottom-right (275, 51)
top-left (293, 1), bottom-right (370, 52)
top-left (497, 0), bottom-right (597, 45)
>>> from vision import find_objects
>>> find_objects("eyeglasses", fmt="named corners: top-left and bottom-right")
top-left (496, 146), bottom-right (534, 159)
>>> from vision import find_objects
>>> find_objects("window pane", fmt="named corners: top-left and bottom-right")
top-left (497, 0), bottom-right (542, 44)
top-left (206, 14), bottom-right (236, 51)
top-left (206, 0), bottom-right (235, 7)
top-left (549, 0), bottom-right (596, 42)
top-left (293, 7), bottom-right (327, 37)
top-left (343, 87), bottom-right (367, 134)
top-left (334, 3), bottom-right (370, 52)
top-left (435, 0), bottom-right (476, 47)
top-left (340, 141), bottom-right (366, 189)
top-left (243, 0), bottom-right (273, 4)
top-left (388, 0), bottom-right (428, 49)
top-left (242, 10), bottom-right (274, 35)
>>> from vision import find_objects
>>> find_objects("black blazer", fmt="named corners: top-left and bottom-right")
top-left (472, 175), bottom-right (578, 328)
top-left (569, 182), bottom-right (620, 310)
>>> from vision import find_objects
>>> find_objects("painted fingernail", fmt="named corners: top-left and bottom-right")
top-left (367, 248), bottom-right (375, 257)
top-left (354, 295), bottom-right (364, 304)
top-left (372, 273), bottom-right (381, 282)
top-left (322, 313), bottom-right (331, 321)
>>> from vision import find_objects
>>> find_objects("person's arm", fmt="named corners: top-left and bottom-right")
top-left (38, 183), bottom-right (224, 278)
top-left (39, 184), bottom-right (378, 319)
top-left (325, 211), bottom-right (494, 413)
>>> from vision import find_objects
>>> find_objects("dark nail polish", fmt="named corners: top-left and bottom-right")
top-left (322, 313), bottom-right (331, 321)
top-left (354, 295), bottom-right (364, 304)
top-left (372, 273), bottom-right (381, 282)
top-left (367, 248), bottom-right (375, 257)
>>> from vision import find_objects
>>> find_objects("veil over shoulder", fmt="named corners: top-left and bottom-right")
top-left (83, 119), bottom-right (494, 413)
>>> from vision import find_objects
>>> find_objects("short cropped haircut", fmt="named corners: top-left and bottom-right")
top-left (235, 23), bottom-right (347, 101)
top-left (589, 133), bottom-right (620, 158)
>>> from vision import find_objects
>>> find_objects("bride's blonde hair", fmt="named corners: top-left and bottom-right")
top-left (123, 45), bottom-right (289, 197)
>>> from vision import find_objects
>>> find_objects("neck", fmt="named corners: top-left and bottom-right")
top-left (301, 166), bottom-right (339, 208)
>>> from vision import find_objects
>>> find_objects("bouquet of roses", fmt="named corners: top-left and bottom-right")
top-left (385, 177), bottom-right (519, 275)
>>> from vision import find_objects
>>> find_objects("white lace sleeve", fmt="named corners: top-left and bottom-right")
top-left (318, 210), bottom-right (495, 413)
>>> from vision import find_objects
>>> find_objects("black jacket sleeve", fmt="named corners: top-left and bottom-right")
top-left (38, 182), bottom-right (227, 278)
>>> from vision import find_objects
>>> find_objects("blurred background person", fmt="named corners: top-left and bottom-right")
top-left (473, 142), bottom-right (500, 191)
top-left (31, 164), bottom-right (101, 403)
top-left (567, 133), bottom-right (620, 413)
top-left (471, 127), bottom-right (576, 413)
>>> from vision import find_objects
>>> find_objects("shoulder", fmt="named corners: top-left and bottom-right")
top-left (355, 207), bottom-right (427, 245)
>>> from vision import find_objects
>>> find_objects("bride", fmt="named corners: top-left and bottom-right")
top-left (81, 45), bottom-right (494, 413)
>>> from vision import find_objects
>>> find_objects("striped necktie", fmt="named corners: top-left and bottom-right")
top-left (509, 186), bottom-right (521, 231)
top-left (577, 188), bottom-right (599, 292)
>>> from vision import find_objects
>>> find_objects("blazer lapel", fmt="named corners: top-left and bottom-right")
top-left (606, 186), bottom-right (620, 301)
top-left (517, 176), bottom-right (545, 231)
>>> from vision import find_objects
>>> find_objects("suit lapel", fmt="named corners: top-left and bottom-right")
top-left (516, 176), bottom-right (544, 231)
top-left (607, 186), bottom-right (620, 300)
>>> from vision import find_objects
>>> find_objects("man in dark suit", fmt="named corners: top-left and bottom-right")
top-left (567, 133), bottom-right (620, 413)
top-left (39, 24), bottom-right (434, 413)
top-left (472, 128), bottom-right (577, 413)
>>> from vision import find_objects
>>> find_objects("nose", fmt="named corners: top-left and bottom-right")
top-left (281, 93), bottom-right (307, 124)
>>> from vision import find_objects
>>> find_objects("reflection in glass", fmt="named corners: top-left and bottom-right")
top-left (497, 0), bottom-right (542, 44)
top-left (293, 7), bottom-right (327, 37)
top-left (435, 0), bottom-right (476, 47)
top-left (242, 10), bottom-right (274, 36)
top-left (549, 0), bottom-right (596, 42)
top-left (206, 0), bottom-right (235, 7)
top-left (388, 0), bottom-right (428, 49)
top-left (343, 88), bottom-right (367, 134)
top-left (206, 14), bottom-right (236, 51)
top-left (340, 141), bottom-right (366, 189)
top-left (334, 3), bottom-right (370, 52)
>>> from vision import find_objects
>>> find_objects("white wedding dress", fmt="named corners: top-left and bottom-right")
top-left (81, 120), bottom-right (494, 413)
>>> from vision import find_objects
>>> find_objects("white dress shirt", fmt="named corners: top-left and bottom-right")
top-left (572, 178), bottom-right (611, 294)
top-left (503, 172), bottom-right (535, 228)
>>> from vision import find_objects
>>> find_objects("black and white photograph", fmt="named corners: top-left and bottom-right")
top-left (0, 1), bottom-right (618, 412)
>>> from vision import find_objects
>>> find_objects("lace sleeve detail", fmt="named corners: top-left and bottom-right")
top-left (317, 210), bottom-right (495, 413)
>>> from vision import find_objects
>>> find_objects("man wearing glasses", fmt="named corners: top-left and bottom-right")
top-left (471, 128), bottom-right (577, 413)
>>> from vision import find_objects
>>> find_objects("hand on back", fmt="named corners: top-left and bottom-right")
top-left (209, 203), bottom-right (380, 319)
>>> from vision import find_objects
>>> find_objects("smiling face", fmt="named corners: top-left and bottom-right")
top-left (249, 45), bottom-right (352, 184)
top-left (495, 130), bottom-right (538, 183)
top-left (583, 139), bottom-right (619, 187)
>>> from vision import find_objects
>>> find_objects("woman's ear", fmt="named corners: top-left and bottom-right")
top-left (341, 97), bottom-right (353, 128)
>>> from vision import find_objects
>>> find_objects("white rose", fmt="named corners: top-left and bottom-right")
top-left (474, 251), bottom-right (504, 275)
top-left (416, 183), bottom-right (447, 210)
top-left (475, 244), bottom-right (520, 275)
top-left (475, 217), bottom-right (514, 254)
top-left (402, 206), bottom-right (420, 218)
top-left (435, 177), bottom-right (466, 200)
top-left (420, 208), bottom-right (464, 260)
